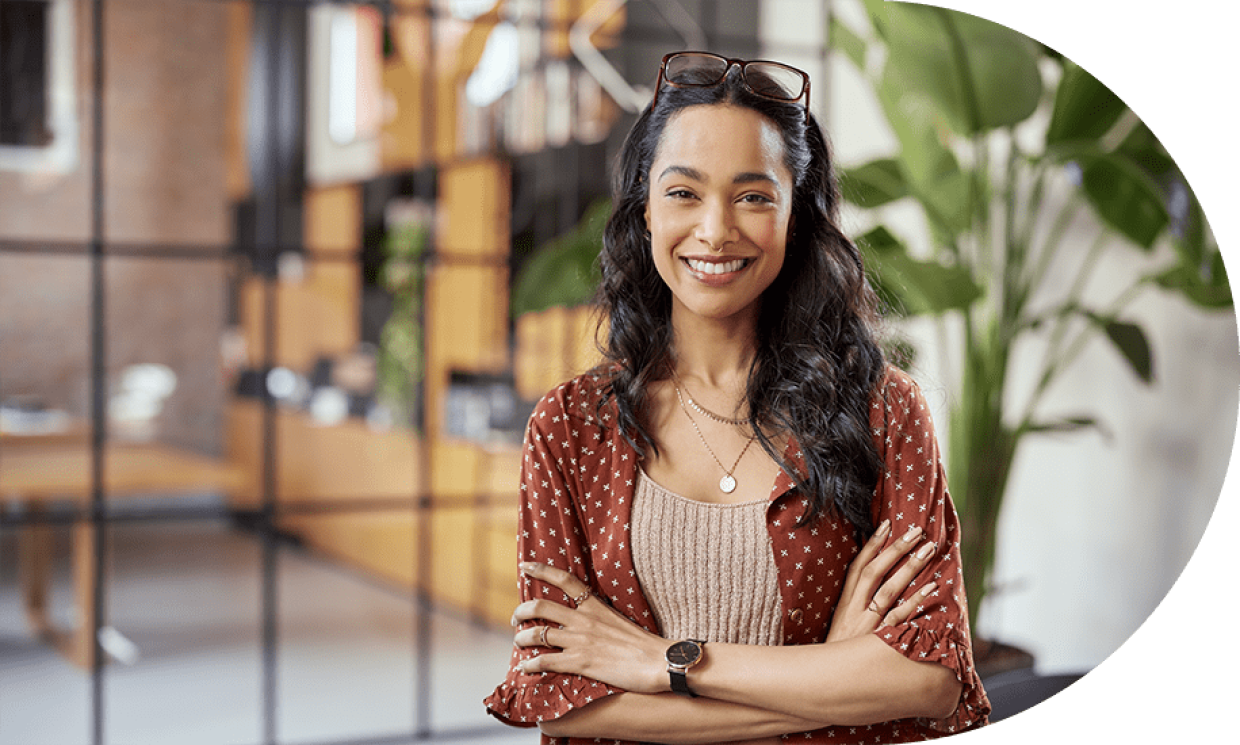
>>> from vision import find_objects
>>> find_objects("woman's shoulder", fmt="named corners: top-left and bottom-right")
top-left (873, 363), bottom-right (929, 405)
top-left (869, 364), bottom-right (943, 431)
top-left (527, 365), bottom-right (619, 430)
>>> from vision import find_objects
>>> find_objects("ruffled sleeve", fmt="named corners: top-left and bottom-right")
top-left (868, 369), bottom-right (990, 735)
top-left (483, 385), bottom-right (626, 729)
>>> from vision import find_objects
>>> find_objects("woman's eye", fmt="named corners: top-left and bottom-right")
top-left (740, 193), bottom-right (775, 205)
top-left (666, 189), bottom-right (696, 200)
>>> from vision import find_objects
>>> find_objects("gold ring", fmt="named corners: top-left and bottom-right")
top-left (539, 625), bottom-right (549, 647)
top-left (867, 600), bottom-right (881, 614)
top-left (572, 588), bottom-right (592, 608)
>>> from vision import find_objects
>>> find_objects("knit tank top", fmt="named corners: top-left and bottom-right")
top-left (631, 469), bottom-right (783, 646)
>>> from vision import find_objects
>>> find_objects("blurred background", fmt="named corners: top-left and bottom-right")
top-left (0, 1), bottom-right (1234, 744)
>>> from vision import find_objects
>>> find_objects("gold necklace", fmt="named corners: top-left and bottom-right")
top-left (672, 372), bottom-right (748, 426)
top-left (674, 383), bottom-right (757, 494)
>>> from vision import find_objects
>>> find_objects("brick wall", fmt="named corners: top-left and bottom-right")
top-left (0, 0), bottom-right (231, 453)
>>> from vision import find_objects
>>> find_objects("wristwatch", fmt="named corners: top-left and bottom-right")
top-left (665, 639), bottom-right (706, 697)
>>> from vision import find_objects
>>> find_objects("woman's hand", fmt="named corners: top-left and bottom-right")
top-left (825, 519), bottom-right (939, 644)
top-left (512, 562), bottom-right (670, 694)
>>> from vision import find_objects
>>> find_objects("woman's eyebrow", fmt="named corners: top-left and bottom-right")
top-left (733, 171), bottom-right (777, 186)
top-left (657, 166), bottom-right (780, 189)
top-left (658, 165), bottom-right (705, 182)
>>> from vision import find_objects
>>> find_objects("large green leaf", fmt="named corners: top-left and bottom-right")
top-left (1114, 122), bottom-right (1176, 179)
top-left (1079, 155), bottom-right (1169, 250)
top-left (1152, 254), bottom-right (1233, 309)
top-left (1045, 61), bottom-right (1127, 146)
top-left (828, 14), bottom-right (867, 71)
top-left (874, 4), bottom-right (1042, 135)
top-left (1097, 317), bottom-right (1154, 383)
top-left (511, 200), bottom-right (609, 316)
top-left (858, 225), bottom-right (983, 316)
top-left (876, 70), bottom-right (971, 234)
top-left (839, 158), bottom-right (908, 208)
top-left (1049, 144), bottom-right (1170, 250)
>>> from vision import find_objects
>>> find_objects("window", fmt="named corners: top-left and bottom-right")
top-left (0, 0), bottom-right (75, 172)
top-left (0, 0), bottom-right (50, 146)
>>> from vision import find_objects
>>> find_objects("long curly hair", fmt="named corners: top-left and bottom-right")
top-left (594, 60), bottom-right (886, 536)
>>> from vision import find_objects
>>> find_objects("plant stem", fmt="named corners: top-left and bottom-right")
top-left (1001, 132), bottom-right (1024, 339)
top-left (1049, 277), bottom-right (1152, 389)
top-left (1016, 226), bottom-right (1111, 434)
top-left (1021, 185), bottom-right (1080, 310)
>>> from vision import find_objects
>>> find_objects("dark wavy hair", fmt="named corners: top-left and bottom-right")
top-left (594, 60), bottom-right (886, 535)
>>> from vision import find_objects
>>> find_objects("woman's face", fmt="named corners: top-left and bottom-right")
top-left (644, 104), bottom-right (793, 327)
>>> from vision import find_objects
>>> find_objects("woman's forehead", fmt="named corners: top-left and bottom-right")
top-left (651, 104), bottom-right (790, 185)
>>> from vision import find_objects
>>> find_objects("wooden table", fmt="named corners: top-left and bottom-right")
top-left (1, 441), bottom-right (246, 668)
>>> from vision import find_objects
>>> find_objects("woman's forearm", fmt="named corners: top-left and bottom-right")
top-left (536, 637), bottom-right (960, 742)
top-left (692, 634), bottom-right (962, 725)
top-left (539, 691), bottom-right (825, 743)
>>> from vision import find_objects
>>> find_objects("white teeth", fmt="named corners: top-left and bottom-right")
top-left (686, 258), bottom-right (747, 275)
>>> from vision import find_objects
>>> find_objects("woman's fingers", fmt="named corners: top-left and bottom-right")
top-left (512, 597), bottom-right (576, 628)
top-left (881, 581), bottom-right (938, 627)
top-left (519, 561), bottom-right (596, 606)
top-left (519, 561), bottom-right (580, 590)
top-left (852, 524), bottom-right (924, 604)
top-left (514, 621), bottom-right (566, 649)
top-left (520, 645), bottom-right (571, 675)
top-left (869, 537), bottom-right (937, 613)
top-left (839, 519), bottom-right (890, 598)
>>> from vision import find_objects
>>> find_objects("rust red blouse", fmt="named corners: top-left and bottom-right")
top-left (484, 366), bottom-right (990, 743)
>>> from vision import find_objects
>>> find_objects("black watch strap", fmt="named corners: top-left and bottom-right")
top-left (669, 667), bottom-right (698, 697)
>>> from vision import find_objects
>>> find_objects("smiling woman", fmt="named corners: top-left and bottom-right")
top-left (484, 51), bottom-right (990, 745)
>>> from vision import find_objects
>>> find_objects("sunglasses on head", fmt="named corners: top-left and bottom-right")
top-left (652, 51), bottom-right (812, 125)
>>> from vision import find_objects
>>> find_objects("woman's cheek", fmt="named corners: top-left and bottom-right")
top-left (746, 218), bottom-right (784, 250)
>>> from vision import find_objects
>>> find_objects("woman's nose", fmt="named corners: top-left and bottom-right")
top-left (694, 202), bottom-right (738, 251)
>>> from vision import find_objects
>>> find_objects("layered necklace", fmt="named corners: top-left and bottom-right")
top-left (672, 377), bottom-right (756, 494)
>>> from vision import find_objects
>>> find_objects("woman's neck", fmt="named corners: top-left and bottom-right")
top-left (669, 305), bottom-right (758, 389)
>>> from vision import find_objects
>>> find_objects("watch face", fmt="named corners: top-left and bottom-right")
top-left (666, 640), bottom-right (702, 668)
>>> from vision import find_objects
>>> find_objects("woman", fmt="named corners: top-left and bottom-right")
top-left (485, 51), bottom-right (989, 744)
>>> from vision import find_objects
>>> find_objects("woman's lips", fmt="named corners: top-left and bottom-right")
top-left (682, 257), bottom-right (752, 281)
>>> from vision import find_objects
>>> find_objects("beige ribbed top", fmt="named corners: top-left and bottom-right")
top-left (631, 469), bottom-right (783, 646)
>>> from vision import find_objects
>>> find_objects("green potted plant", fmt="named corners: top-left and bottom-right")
top-left (377, 214), bottom-right (431, 429)
top-left (510, 198), bottom-right (611, 317)
top-left (830, 1), bottom-right (1231, 633)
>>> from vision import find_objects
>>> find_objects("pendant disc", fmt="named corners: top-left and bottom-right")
top-left (719, 475), bottom-right (737, 493)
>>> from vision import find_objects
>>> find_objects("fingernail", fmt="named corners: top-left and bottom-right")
top-left (916, 542), bottom-right (936, 560)
top-left (510, 616), bottom-right (517, 627)
top-left (902, 526), bottom-right (921, 542)
top-left (876, 519), bottom-right (890, 537)
top-left (921, 582), bottom-right (938, 596)
top-left (519, 562), bottom-right (536, 574)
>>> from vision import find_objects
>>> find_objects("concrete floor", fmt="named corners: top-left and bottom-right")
top-left (0, 519), bottom-right (539, 745)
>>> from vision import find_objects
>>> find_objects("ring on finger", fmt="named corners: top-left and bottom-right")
top-left (572, 587), bottom-right (592, 608)
top-left (867, 599), bottom-right (881, 614)
top-left (538, 625), bottom-right (549, 647)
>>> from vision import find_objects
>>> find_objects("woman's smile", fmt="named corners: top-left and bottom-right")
top-left (682, 256), bottom-right (753, 279)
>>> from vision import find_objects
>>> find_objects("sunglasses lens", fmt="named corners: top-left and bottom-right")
top-left (664, 53), bottom-right (729, 86)
top-left (743, 62), bottom-right (806, 101)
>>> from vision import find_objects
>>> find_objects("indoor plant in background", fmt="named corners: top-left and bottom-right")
top-left (830, 0), bottom-right (1231, 646)
top-left (510, 198), bottom-right (611, 318)
top-left (376, 206), bottom-right (431, 430)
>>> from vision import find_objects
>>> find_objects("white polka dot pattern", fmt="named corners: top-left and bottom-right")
top-left (483, 366), bottom-right (990, 743)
